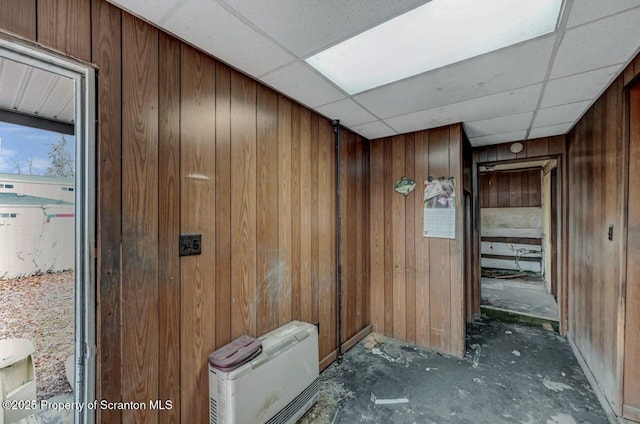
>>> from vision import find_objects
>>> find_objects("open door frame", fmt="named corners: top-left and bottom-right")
top-left (0, 35), bottom-right (96, 423)
top-left (469, 154), bottom-right (568, 335)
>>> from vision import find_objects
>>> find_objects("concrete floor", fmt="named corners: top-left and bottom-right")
top-left (481, 277), bottom-right (559, 321)
top-left (304, 318), bottom-right (607, 424)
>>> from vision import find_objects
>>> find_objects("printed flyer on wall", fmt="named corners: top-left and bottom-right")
top-left (423, 177), bottom-right (456, 239)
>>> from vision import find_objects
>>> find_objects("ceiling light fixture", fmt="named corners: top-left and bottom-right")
top-left (306, 0), bottom-right (563, 95)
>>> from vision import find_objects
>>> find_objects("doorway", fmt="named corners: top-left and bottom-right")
top-left (476, 159), bottom-right (560, 327)
top-left (0, 37), bottom-right (95, 423)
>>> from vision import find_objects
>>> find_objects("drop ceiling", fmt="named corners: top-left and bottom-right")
top-left (108, 0), bottom-right (640, 146)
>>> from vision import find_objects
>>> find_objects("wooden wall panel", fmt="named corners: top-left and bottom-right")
top-left (121, 15), bottom-right (159, 423)
top-left (37, 0), bottom-right (91, 61)
top-left (256, 85), bottom-right (279, 336)
top-left (215, 63), bottom-right (232, 347)
top-left (230, 72), bottom-right (257, 339)
top-left (291, 104), bottom-right (301, 322)
top-left (180, 45), bottom-right (216, 424)
top-left (428, 127), bottom-right (451, 352)
top-left (318, 118), bottom-right (336, 360)
top-left (310, 115), bottom-right (320, 327)
top-left (370, 140), bottom-right (385, 333)
top-left (300, 108), bottom-right (313, 325)
top-left (157, 33), bottom-right (181, 424)
top-left (277, 96), bottom-right (292, 327)
top-left (567, 66), bottom-right (629, 416)
top-left (0, 0), bottom-right (36, 41)
top-left (391, 135), bottom-right (407, 341)
top-left (624, 84), bottom-right (640, 419)
top-left (91, 1), bottom-right (121, 422)
top-left (479, 169), bottom-right (542, 208)
top-left (369, 125), bottom-right (465, 357)
top-left (339, 129), bottom-right (371, 344)
top-left (414, 131), bottom-right (430, 346)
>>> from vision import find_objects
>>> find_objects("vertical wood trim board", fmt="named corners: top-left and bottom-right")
top-left (91, 1), bottom-right (122, 422)
top-left (179, 45), bottom-right (216, 424)
top-left (121, 14), bottom-right (159, 424)
top-left (157, 32), bottom-right (181, 424)
top-left (369, 125), bottom-right (465, 357)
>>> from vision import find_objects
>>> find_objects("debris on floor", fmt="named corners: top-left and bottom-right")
top-left (303, 317), bottom-right (608, 423)
top-left (369, 393), bottom-right (409, 405)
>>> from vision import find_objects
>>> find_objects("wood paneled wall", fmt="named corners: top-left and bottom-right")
top-left (566, 55), bottom-right (640, 419)
top-left (369, 125), bottom-right (465, 357)
top-left (0, 2), bottom-right (370, 423)
top-left (340, 130), bottom-right (371, 345)
top-left (479, 169), bottom-right (541, 208)
top-left (624, 82), bottom-right (640, 421)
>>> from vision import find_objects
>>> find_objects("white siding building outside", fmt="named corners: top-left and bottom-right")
top-left (0, 174), bottom-right (74, 279)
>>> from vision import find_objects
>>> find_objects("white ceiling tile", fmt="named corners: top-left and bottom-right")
top-left (464, 112), bottom-right (534, 138)
top-left (532, 101), bottom-right (591, 127)
top-left (469, 130), bottom-right (528, 146)
top-left (528, 122), bottom-right (574, 139)
top-left (350, 120), bottom-right (397, 139)
top-left (550, 7), bottom-right (640, 78)
top-left (261, 62), bottom-right (345, 108)
top-left (566, 1), bottom-right (640, 29)
top-left (353, 35), bottom-right (554, 119)
top-left (159, 0), bottom-right (295, 78)
top-left (540, 65), bottom-right (620, 108)
top-left (315, 99), bottom-right (377, 128)
top-left (220, 0), bottom-right (429, 57)
top-left (385, 85), bottom-right (542, 134)
top-left (108, 0), bottom-right (180, 23)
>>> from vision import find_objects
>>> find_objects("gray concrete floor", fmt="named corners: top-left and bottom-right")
top-left (481, 277), bottom-right (559, 321)
top-left (304, 318), bottom-right (607, 424)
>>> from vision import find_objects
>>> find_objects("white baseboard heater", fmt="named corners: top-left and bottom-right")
top-left (209, 321), bottom-right (319, 424)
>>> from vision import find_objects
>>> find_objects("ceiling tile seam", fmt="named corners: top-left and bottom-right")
top-left (566, 4), bottom-right (640, 31)
top-left (215, 0), bottom-right (307, 62)
top-left (468, 129), bottom-right (527, 139)
top-left (465, 110), bottom-right (535, 125)
top-left (312, 95), bottom-right (388, 128)
top-left (356, 120), bottom-right (398, 136)
top-left (298, 1), bottom-right (431, 59)
top-left (157, 0), bottom-right (188, 26)
top-left (348, 32), bottom-right (556, 99)
top-left (375, 80), bottom-right (544, 122)
top-left (256, 59), bottom-right (304, 79)
top-left (557, 43), bottom-right (640, 135)
top-left (531, 120), bottom-right (575, 130)
top-left (546, 62), bottom-right (624, 82)
top-left (538, 98), bottom-right (596, 111)
top-left (525, 0), bottom-right (575, 140)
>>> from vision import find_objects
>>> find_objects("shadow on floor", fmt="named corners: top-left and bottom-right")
top-left (303, 318), bottom-right (607, 424)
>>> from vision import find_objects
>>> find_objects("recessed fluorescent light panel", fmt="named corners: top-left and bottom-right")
top-left (306, 0), bottom-right (563, 94)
